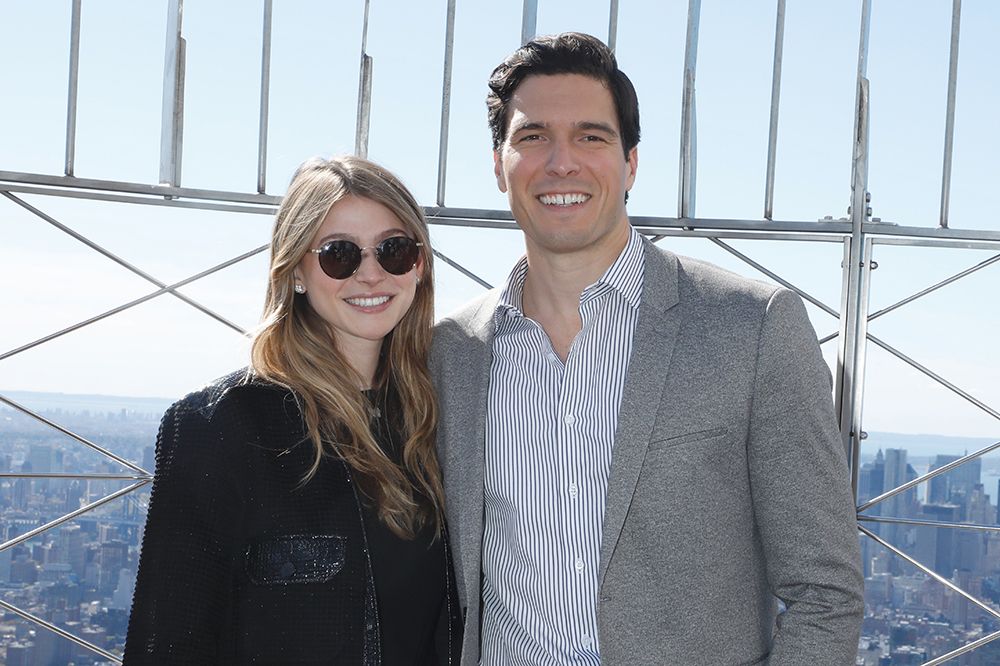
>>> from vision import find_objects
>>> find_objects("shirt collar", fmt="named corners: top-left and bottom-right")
top-left (494, 225), bottom-right (645, 324)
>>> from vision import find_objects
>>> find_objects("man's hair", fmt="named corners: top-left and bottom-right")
top-left (486, 32), bottom-right (640, 157)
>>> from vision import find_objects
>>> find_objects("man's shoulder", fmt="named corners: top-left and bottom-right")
top-left (652, 245), bottom-right (781, 307)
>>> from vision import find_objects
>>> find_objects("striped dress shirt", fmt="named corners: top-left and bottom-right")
top-left (481, 227), bottom-right (645, 665)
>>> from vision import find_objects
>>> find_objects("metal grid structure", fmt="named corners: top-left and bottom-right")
top-left (1, 0), bottom-right (998, 663)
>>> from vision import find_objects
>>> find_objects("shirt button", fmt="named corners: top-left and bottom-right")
top-left (564, 413), bottom-right (576, 425)
top-left (568, 482), bottom-right (578, 498)
top-left (581, 634), bottom-right (593, 648)
top-left (574, 558), bottom-right (584, 572)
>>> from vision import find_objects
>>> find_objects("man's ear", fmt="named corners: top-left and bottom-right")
top-left (494, 150), bottom-right (508, 193)
top-left (625, 146), bottom-right (638, 192)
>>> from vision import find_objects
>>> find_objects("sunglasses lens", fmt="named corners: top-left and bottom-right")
top-left (318, 241), bottom-right (361, 279)
top-left (376, 237), bottom-right (420, 275)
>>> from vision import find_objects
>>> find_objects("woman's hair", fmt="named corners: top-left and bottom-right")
top-left (250, 155), bottom-right (442, 539)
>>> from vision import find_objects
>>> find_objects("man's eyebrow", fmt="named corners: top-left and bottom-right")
top-left (577, 121), bottom-right (619, 137)
top-left (508, 120), bottom-right (547, 135)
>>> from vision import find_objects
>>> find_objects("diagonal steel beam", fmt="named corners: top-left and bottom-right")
top-left (432, 249), bottom-right (492, 289)
top-left (857, 439), bottom-right (1000, 513)
top-left (0, 480), bottom-right (150, 553)
top-left (709, 238), bottom-right (839, 318)
top-left (0, 393), bottom-right (149, 475)
top-left (0, 598), bottom-right (122, 664)
top-left (0, 245), bottom-right (265, 362)
top-left (859, 515), bottom-right (1000, 534)
top-left (2, 191), bottom-right (249, 334)
top-left (859, 524), bottom-right (1000, 623)
top-left (869, 334), bottom-right (1000, 422)
top-left (868, 252), bottom-right (1000, 322)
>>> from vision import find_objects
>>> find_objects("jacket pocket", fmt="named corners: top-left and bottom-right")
top-left (244, 534), bottom-right (346, 585)
top-left (647, 426), bottom-right (727, 452)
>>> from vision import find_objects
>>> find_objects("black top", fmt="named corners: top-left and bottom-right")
top-left (123, 370), bottom-right (460, 665)
top-left (361, 387), bottom-right (447, 666)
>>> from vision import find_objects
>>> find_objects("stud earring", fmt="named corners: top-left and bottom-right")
top-left (294, 284), bottom-right (306, 294)
top-left (416, 276), bottom-right (421, 286)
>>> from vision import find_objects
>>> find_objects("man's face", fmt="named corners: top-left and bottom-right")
top-left (493, 73), bottom-right (637, 260)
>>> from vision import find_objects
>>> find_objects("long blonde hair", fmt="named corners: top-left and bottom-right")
top-left (250, 156), bottom-right (442, 538)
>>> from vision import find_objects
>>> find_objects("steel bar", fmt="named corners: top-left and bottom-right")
top-left (859, 525), bottom-right (1000, 621)
top-left (868, 252), bottom-right (1000, 322)
top-left (159, 0), bottom-right (185, 186)
top-left (847, 239), bottom-right (874, 487)
top-left (355, 0), bottom-right (372, 157)
top-left (0, 245), bottom-right (265, 362)
top-left (436, 0), bottom-right (457, 206)
top-left (0, 394), bottom-right (148, 475)
top-left (0, 473), bottom-right (151, 480)
top-left (607, 0), bottom-right (620, 52)
top-left (634, 228), bottom-right (843, 243)
top-left (819, 331), bottom-right (838, 345)
top-left (709, 238), bottom-right (838, 317)
top-left (2, 192), bottom-right (249, 334)
top-left (432, 249), bottom-right (493, 289)
top-left (257, 0), bottom-right (273, 193)
top-left (859, 515), bottom-right (1000, 534)
top-left (64, 0), bottom-right (82, 176)
top-left (5, 174), bottom-right (1000, 243)
top-left (0, 598), bottom-right (122, 664)
top-left (940, 0), bottom-right (962, 229)
top-left (0, 183), bottom-right (278, 214)
top-left (0, 170), bottom-right (282, 205)
top-left (520, 0), bottom-right (538, 45)
top-left (924, 630), bottom-right (1000, 666)
top-left (0, 480), bottom-right (150, 553)
top-left (868, 334), bottom-right (1000, 422)
top-left (871, 235), bottom-right (1000, 251)
top-left (839, 0), bottom-right (872, 491)
top-left (763, 0), bottom-right (786, 220)
top-left (858, 439), bottom-right (1000, 512)
top-left (678, 0), bottom-right (701, 218)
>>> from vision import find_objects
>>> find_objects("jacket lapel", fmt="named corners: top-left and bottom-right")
top-left (599, 241), bottom-right (682, 589)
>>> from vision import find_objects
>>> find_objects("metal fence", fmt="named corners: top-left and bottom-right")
top-left (1, 1), bottom-right (999, 663)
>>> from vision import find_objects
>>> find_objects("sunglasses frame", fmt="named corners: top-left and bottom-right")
top-left (309, 235), bottom-right (424, 280)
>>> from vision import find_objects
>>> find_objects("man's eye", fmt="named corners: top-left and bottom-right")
top-left (519, 134), bottom-right (542, 142)
top-left (582, 135), bottom-right (606, 142)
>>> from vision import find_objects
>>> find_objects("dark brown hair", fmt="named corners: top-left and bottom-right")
top-left (486, 32), bottom-right (641, 157)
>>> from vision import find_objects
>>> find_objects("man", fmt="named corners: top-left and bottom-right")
top-left (431, 32), bottom-right (863, 665)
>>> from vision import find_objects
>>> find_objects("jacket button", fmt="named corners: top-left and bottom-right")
top-left (280, 561), bottom-right (295, 578)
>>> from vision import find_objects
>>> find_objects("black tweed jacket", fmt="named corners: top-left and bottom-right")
top-left (123, 370), bottom-right (460, 665)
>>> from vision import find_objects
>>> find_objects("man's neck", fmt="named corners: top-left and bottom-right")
top-left (520, 225), bottom-right (631, 360)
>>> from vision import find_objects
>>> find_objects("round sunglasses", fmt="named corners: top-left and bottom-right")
top-left (309, 236), bottom-right (423, 280)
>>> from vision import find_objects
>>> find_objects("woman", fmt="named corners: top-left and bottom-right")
top-left (123, 156), bottom-right (460, 664)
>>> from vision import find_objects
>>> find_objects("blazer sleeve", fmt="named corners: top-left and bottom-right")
top-left (123, 399), bottom-right (243, 665)
top-left (747, 289), bottom-right (864, 665)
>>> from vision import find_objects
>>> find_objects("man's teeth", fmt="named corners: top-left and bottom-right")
top-left (346, 296), bottom-right (390, 307)
top-left (538, 193), bottom-right (589, 206)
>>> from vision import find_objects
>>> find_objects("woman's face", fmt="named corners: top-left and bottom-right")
top-left (294, 194), bottom-right (423, 361)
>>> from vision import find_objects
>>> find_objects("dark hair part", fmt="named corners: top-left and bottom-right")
top-left (486, 32), bottom-right (641, 157)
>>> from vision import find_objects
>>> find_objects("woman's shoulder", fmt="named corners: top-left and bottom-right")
top-left (161, 369), bottom-right (303, 447)
top-left (168, 368), bottom-right (292, 419)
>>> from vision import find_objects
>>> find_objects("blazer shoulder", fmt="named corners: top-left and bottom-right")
top-left (433, 289), bottom-right (501, 343)
top-left (159, 369), bottom-right (300, 457)
top-left (671, 252), bottom-right (778, 303)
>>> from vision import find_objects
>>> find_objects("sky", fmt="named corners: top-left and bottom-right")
top-left (1, 0), bottom-right (998, 440)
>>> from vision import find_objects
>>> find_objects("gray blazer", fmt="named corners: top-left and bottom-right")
top-left (431, 238), bottom-right (864, 665)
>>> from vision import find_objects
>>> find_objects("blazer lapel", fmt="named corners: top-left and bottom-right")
top-left (599, 241), bottom-right (682, 589)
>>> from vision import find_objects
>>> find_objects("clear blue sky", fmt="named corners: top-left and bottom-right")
top-left (1, 0), bottom-right (997, 439)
